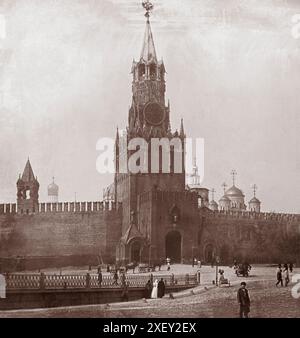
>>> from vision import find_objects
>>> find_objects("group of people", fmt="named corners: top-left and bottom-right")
top-left (276, 263), bottom-right (293, 287)
top-left (192, 257), bottom-right (202, 268)
top-left (144, 278), bottom-right (166, 299)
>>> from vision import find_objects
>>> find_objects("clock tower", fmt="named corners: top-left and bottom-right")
top-left (115, 1), bottom-right (187, 246)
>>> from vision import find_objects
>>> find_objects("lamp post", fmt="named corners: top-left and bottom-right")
top-left (148, 244), bottom-right (152, 267)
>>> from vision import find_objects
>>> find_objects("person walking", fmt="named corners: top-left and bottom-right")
top-left (237, 282), bottom-right (251, 318)
top-left (151, 279), bottom-right (159, 299)
top-left (113, 271), bottom-right (118, 286)
top-left (283, 265), bottom-right (290, 287)
top-left (144, 280), bottom-right (152, 299)
top-left (289, 262), bottom-right (294, 273)
top-left (98, 270), bottom-right (102, 287)
top-left (121, 282), bottom-right (129, 302)
top-left (120, 272), bottom-right (126, 287)
top-left (157, 278), bottom-right (165, 298)
top-left (276, 264), bottom-right (283, 287)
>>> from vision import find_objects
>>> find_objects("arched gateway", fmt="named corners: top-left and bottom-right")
top-left (165, 231), bottom-right (182, 263)
top-left (204, 244), bottom-right (214, 263)
top-left (130, 241), bottom-right (142, 263)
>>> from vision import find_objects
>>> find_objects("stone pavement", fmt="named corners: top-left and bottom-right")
top-left (1, 265), bottom-right (299, 318)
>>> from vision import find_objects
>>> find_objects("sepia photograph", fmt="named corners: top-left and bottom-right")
top-left (0, 0), bottom-right (299, 324)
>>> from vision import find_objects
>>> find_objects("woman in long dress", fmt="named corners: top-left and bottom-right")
top-left (151, 279), bottom-right (158, 299)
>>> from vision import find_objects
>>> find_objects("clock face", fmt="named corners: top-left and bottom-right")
top-left (143, 102), bottom-right (165, 126)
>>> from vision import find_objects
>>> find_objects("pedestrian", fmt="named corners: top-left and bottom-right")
top-left (283, 265), bottom-right (290, 287)
top-left (237, 282), bottom-right (251, 318)
top-left (151, 279), bottom-right (159, 299)
top-left (198, 260), bottom-right (202, 269)
top-left (276, 264), bottom-right (283, 287)
top-left (121, 282), bottom-right (129, 302)
top-left (98, 270), bottom-right (102, 287)
top-left (120, 272), bottom-right (126, 287)
top-left (167, 261), bottom-right (171, 271)
top-left (150, 273), bottom-right (153, 288)
top-left (289, 262), bottom-right (294, 273)
top-left (113, 270), bottom-right (118, 285)
top-left (157, 278), bottom-right (165, 298)
top-left (144, 280), bottom-right (152, 299)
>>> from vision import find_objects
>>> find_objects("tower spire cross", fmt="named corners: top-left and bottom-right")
top-left (252, 184), bottom-right (257, 197)
top-left (142, 0), bottom-right (154, 19)
top-left (231, 169), bottom-right (237, 186)
top-left (222, 182), bottom-right (227, 194)
top-left (211, 188), bottom-right (216, 201)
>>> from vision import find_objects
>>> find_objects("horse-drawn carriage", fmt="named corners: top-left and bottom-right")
top-left (235, 263), bottom-right (251, 277)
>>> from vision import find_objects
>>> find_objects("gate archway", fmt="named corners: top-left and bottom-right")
top-left (165, 231), bottom-right (182, 263)
top-left (130, 241), bottom-right (142, 263)
top-left (204, 244), bottom-right (214, 263)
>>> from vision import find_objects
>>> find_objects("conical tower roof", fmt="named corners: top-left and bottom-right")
top-left (140, 17), bottom-right (157, 63)
top-left (21, 159), bottom-right (36, 182)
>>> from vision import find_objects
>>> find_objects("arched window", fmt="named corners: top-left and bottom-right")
top-left (149, 63), bottom-right (156, 78)
top-left (138, 64), bottom-right (146, 78)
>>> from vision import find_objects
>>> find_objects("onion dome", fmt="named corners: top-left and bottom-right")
top-left (209, 200), bottom-right (218, 211)
top-left (225, 185), bottom-right (244, 197)
top-left (249, 197), bottom-right (260, 204)
top-left (48, 177), bottom-right (59, 196)
top-left (219, 195), bottom-right (231, 202)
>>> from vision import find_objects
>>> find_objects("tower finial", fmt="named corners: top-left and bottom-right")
top-left (211, 188), bottom-right (216, 201)
top-left (231, 169), bottom-right (237, 186)
top-left (142, 0), bottom-right (154, 19)
top-left (222, 182), bottom-right (227, 194)
top-left (252, 184), bottom-right (257, 198)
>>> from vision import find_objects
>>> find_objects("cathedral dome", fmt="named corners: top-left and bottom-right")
top-left (219, 195), bottom-right (231, 202)
top-left (225, 185), bottom-right (244, 197)
top-left (249, 197), bottom-right (260, 204)
top-left (48, 178), bottom-right (59, 196)
top-left (209, 200), bottom-right (218, 211)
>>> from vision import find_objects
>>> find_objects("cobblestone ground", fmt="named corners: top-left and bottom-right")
top-left (1, 265), bottom-right (300, 318)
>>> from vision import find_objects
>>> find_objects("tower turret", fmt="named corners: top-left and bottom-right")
top-left (17, 159), bottom-right (39, 214)
top-left (249, 184), bottom-right (261, 212)
top-left (48, 177), bottom-right (59, 203)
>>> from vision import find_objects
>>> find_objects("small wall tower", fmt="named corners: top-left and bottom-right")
top-left (17, 159), bottom-right (39, 214)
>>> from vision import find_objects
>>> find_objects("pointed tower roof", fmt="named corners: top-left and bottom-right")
top-left (21, 159), bottom-right (36, 182)
top-left (180, 118), bottom-right (185, 137)
top-left (140, 16), bottom-right (157, 63)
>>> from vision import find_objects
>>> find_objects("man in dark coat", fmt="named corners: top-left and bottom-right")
top-left (144, 280), bottom-right (152, 299)
top-left (121, 283), bottom-right (129, 302)
top-left (237, 282), bottom-right (250, 318)
top-left (157, 278), bottom-right (165, 298)
top-left (98, 271), bottom-right (102, 287)
top-left (276, 264), bottom-right (283, 287)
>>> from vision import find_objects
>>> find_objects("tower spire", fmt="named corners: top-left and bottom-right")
top-left (180, 118), bottom-right (185, 137)
top-left (211, 188), bottom-right (216, 201)
top-left (252, 184), bottom-right (257, 198)
top-left (231, 169), bottom-right (237, 186)
top-left (141, 1), bottom-right (157, 63)
top-left (22, 158), bottom-right (36, 182)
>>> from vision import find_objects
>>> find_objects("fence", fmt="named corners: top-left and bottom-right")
top-left (5, 272), bottom-right (198, 290)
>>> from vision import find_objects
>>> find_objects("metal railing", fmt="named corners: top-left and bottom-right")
top-left (5, 272), bottom-right (198, 290)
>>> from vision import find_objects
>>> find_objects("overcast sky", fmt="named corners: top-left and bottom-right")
top-left (0, 0), bottom-right (299, 213)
